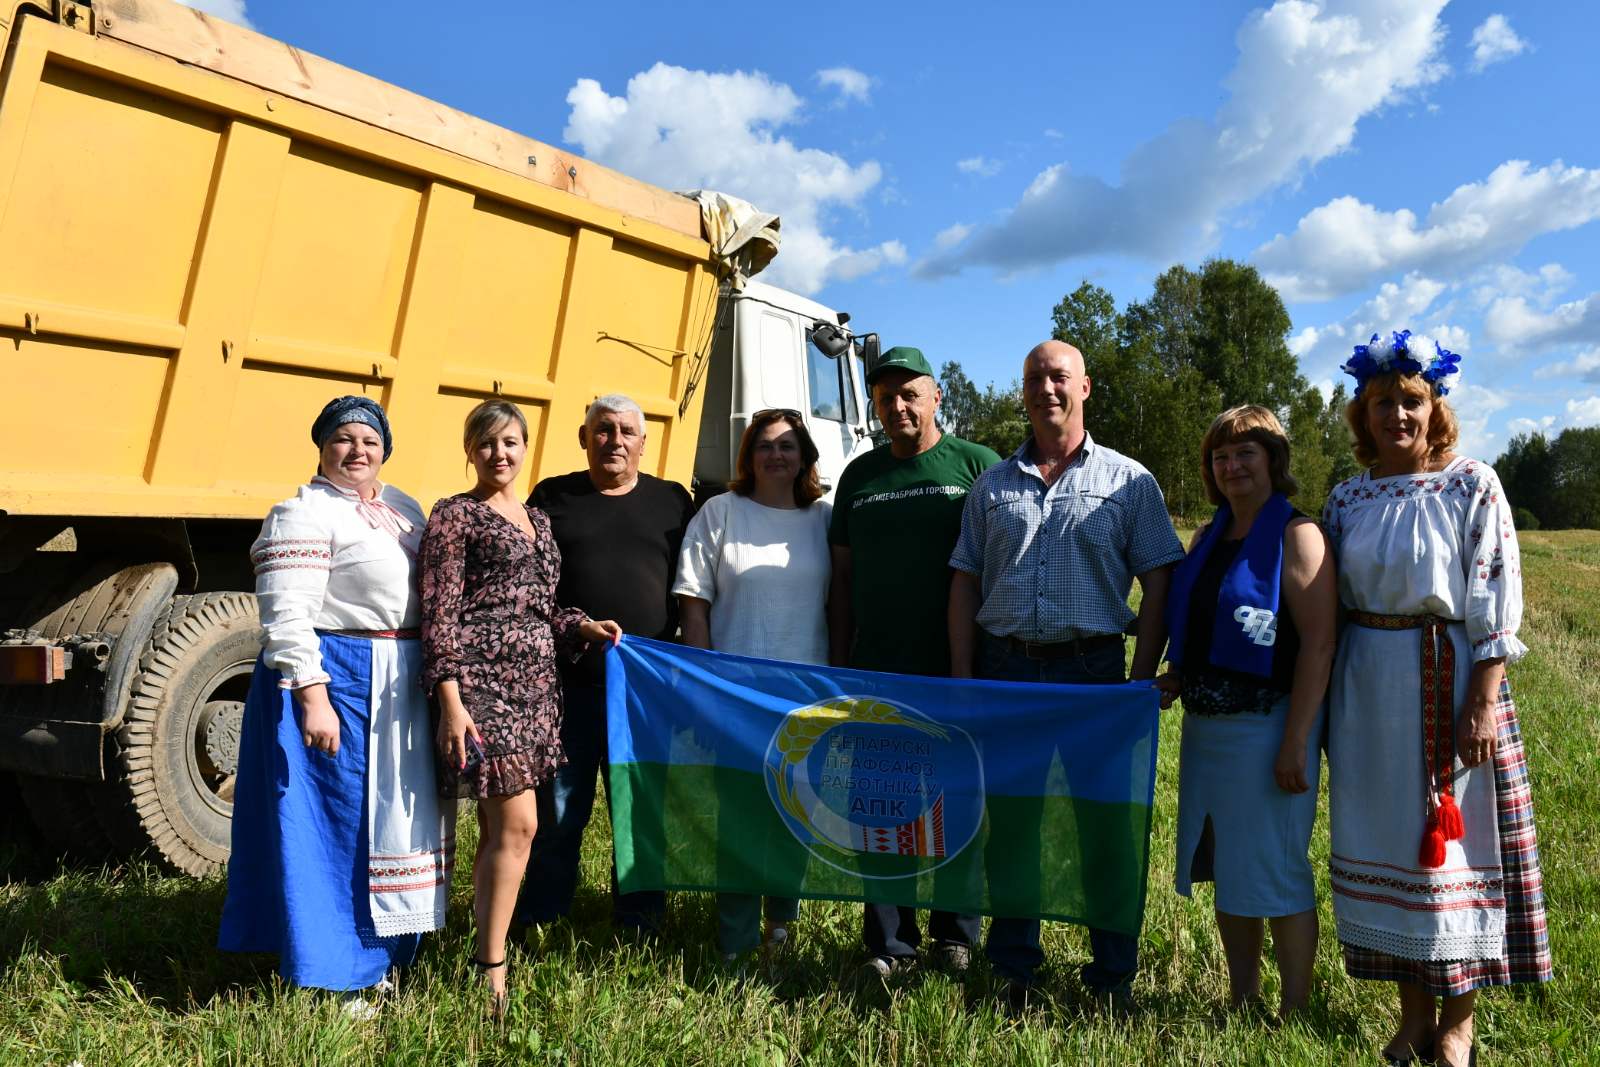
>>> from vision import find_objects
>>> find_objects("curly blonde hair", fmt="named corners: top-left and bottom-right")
top-left (1344, 372), bottom-right (1459, 468)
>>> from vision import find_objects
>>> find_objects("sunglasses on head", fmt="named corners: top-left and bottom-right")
top-left (751, 408), bottom-right (804, 422)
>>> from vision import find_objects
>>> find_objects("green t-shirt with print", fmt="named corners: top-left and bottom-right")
top-left (829, 434), bottom-right (1001, 676)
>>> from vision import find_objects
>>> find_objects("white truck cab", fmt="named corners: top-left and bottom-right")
top-left (693, 280), bottom-right (881, 502)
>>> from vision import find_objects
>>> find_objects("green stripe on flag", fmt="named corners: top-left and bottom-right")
top-left (610, 761), bottom-right (1152, 937)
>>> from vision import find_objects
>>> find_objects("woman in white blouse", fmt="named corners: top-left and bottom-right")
top-left (674, 409), bottom-right (832, 963)
top-left (219, 396), bottom-right (454, 1015)
top-left (1324, 334), bottom-right (1551, 1067)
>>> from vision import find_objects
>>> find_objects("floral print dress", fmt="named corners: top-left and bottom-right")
top-left (419, 494), bottom-right (588, 799)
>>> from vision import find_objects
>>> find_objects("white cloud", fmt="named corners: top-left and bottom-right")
top-left (1506, 414), bottom-right (1557, 436)
top-left (917, 0), bottom-right (1449, 279)
top-left (180, 0), bottom-right (252, 27)
top-left (815, 67), bottom-right (872, 104)
top-left (1483, 292), bottom-right (1600, 350)
top-left (1469, 14), bottom-right (1529, 72)
top-left (1532, 347), bottom-right (1600, 383)
top-left (564, 63), bottom-right (896, 294)
top-left (1565, 395), bottom-right (1600, 428)
top-left (934, 223), bottom-right (973, 250)
top-left (827, 240), bottom-right (907, 282)
top-left (1290, 272), bottom-right (1453, 375)
top-left (956, 156), bottom-right (1003, 177)
top-left (1471, 262), bottom-right (1574, 310)
top-left (1255, 161), bottom-right (1600, 301)
top-left (1450, 382), bottom-right (1510, 456)
top-left (1043, 128), bottom-right (1065, 140)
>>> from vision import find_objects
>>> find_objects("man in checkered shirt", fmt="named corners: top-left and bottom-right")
top-left (948, 339), bottom-right (1183, 1012)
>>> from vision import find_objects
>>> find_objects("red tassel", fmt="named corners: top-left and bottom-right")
top-left (1437, 793), bottom-right (1465, 841)
top-left (1418, 819), bottom-right (1447, 868)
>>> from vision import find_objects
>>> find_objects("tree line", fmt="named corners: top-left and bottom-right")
top-left (938, 258), bottom-right (1358, 522)
top-left (1495, 428), bottom-right (1600, 530)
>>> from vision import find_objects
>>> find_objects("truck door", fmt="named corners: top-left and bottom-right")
top-left (803, 327), bottom-right (863, 495)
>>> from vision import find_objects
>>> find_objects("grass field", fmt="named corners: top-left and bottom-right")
top-left (3, 532), bottom-right (1595, 1066)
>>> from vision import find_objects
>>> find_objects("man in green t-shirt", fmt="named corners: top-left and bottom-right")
top-left (827, 345), bottom-right (1001, 980)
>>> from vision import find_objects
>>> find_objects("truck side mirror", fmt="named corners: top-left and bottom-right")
top-left (859, 333), bottom-right (880, 365)
top-left (811, 321), bottom-right (849, 358)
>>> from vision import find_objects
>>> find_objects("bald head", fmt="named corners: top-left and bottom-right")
top-left (1022, 339), bottom-right (1091, 445)
top-left (1024, 340), bottom-right (1085, 377)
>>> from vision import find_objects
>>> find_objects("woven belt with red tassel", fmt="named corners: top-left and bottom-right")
top-left (1348, 610), bottom-right (1464, 868)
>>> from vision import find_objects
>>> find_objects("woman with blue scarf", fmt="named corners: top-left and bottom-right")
top-left (1158, 405), bottom-right (1337, 1019)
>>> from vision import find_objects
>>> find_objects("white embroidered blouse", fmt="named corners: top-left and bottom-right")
top-left (251, 476), bottom-right (426, 689)
top-left (1321, 456), bottom-right (1527, 663)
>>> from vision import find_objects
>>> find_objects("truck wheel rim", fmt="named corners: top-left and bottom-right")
top-left (184, 665), bottom-right (252, 818)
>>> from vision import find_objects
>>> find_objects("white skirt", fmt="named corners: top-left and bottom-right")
top-left (1328, 620), bottom-right (1505, 961)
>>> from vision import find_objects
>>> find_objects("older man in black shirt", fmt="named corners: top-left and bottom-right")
top-left (516, 394), bottom-right (694, 935)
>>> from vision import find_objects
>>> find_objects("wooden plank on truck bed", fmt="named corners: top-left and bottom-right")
top-left (94, 0), bottom-right (702, 240)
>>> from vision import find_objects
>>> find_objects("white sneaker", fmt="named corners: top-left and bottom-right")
top-left (339, 992), bottom-right (379, 1022)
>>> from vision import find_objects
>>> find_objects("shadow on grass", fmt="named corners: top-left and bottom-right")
top-left (0, 853), bottom-right (278, 1011)
top-left (505, 889), bottom-right (1380, 1048)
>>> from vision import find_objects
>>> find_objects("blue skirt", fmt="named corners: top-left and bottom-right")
top-left (1174, 694), bottom-right (1322, 918)
top-left (218, 632), bottom-right (422, 991)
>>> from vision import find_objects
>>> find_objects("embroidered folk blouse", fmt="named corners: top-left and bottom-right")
top-left (250, 476), bottom-right (426, 689)
top-left (1321, 456), bottom-right (1526, 663)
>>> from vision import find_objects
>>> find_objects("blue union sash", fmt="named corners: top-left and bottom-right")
top-left (1167, 492), bottom-right (1294, 679)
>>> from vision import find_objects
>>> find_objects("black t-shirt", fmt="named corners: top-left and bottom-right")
top-left (529, 471), bottom-right (695, 685)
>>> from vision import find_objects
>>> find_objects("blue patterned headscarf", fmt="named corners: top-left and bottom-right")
top-left (311, 395), bottom-right (393, 460)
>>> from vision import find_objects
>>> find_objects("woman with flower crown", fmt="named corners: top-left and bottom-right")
top-left (1322, 332), bottom-right (1551, 1067)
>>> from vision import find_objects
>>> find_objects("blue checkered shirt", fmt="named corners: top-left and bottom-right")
top-left (949, 432), bottom-right (1184, 642)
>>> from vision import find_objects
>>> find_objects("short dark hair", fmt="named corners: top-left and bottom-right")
top-left (1199, 404), bottom-right (1298, 506)
top-left (729, 410), bottom-right (824, 507)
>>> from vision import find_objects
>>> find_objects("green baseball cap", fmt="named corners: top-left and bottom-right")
top-left (866, 345), bottom-right (934, 386)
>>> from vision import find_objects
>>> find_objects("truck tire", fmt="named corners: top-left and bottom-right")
top-left (101, 593), bottom-right (260, 876)
top-left (5, 561), bottom-right (178, 862)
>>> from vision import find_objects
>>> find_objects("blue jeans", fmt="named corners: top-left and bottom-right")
top-left (516, 681), bottom-right (665, 930)
top-left (978, 632), bottom-right (1141, 991)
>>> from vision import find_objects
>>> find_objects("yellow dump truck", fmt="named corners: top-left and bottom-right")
top-left (0, 0), bottom-right (879, 873)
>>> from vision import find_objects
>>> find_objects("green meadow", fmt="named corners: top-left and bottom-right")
top-left (3, 531), bottom-right (1594, 1066)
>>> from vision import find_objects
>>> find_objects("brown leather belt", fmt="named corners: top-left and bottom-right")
top-left (997, 632), bottom-right (1125, 660)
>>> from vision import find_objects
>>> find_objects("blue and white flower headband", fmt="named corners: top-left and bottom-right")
top-left (1341, 330), bottom-right (1461, 398)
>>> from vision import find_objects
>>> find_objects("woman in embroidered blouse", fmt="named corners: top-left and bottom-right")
top-left (673, 408), bottom-right (832, 964)
top-left (1157, 405), bottom-right (1336, 1019)
top-left (1324, 333), bottom-right (1550, 1067)
top-left (419, 399), bottom-right (620, 1018)
top-left (220, 396), bottom-right (455, 1011)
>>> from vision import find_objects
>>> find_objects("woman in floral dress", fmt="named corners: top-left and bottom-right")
top-left (420, 399), bottom-right (620, 1018)
top-left (1324, 332), bottom-right (1551, 1067)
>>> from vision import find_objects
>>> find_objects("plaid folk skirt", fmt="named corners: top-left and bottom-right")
top-left (1341, 681), bottom-right (1552, 995)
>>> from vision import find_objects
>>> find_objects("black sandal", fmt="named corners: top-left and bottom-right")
top-left (1382, 1038), bottom-right (1435, 1065)
top-left (472, 957), bottom-right (508, 1022)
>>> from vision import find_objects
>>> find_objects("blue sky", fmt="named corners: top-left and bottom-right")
top-left (201, 0), bottom-right (1600, 459)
